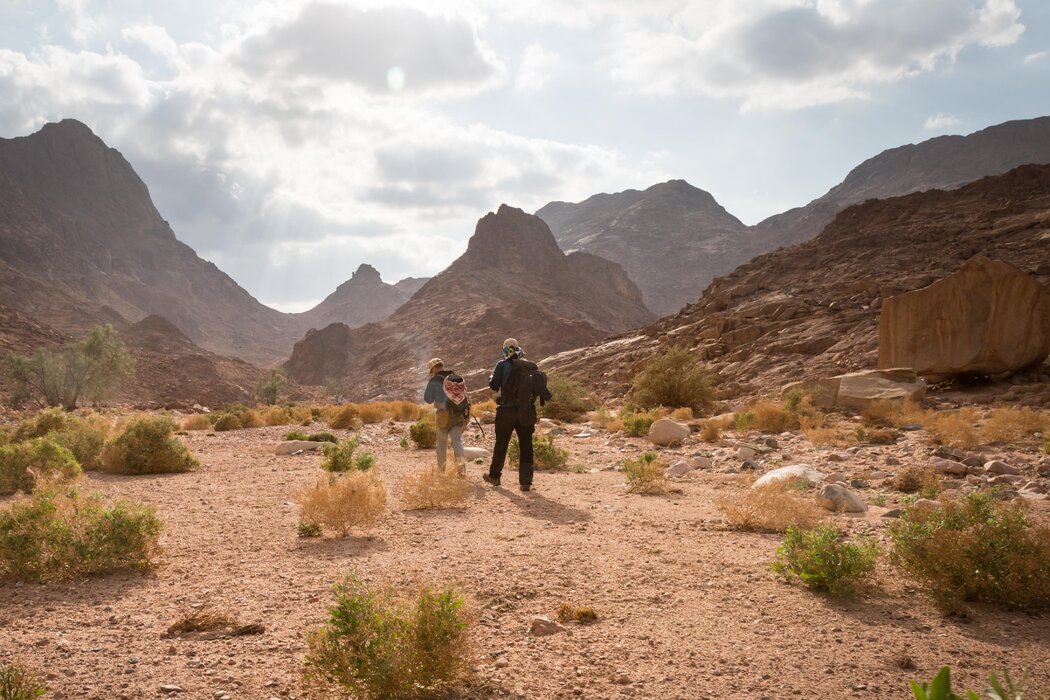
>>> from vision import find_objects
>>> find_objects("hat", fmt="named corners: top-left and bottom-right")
top-left (427, 357), bottom-right (444, 372)
top-left (502, 338), bottom-right (519, 352)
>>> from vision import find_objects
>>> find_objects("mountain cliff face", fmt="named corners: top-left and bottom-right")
top-left (293, 264), bottom-right (419, 331)
top-left (284, 205), bottom-right (655, 397)
top-left (537, 180), bottom-right (750, 315)
top-left (543, 164), bottom-right (1050, 400)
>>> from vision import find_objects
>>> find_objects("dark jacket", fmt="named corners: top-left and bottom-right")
top-left (488, 358), bottom-right (517, 407)
top-left (424, 370), bottom-right (453, 407)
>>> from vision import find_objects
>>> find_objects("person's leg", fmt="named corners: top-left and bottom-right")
top-left (488, 408), bottom-right (516, 482)
top-left (435, 426), bottom-right (448, 470)
top-left (450, 423), bottom-right (465, 475)
top-left (516, 422), bottom-right (535, 489)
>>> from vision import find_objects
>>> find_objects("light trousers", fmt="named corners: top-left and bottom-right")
top-left (435, 424), bottom-right (465, 471)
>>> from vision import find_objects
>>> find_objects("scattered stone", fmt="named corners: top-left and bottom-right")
top-left (984, 460), bottom-right (1020, 476)
top-left (884, 456), bottom-right (900, 466)
top-left (753, 464), bottom-right (825, 488)
top-left (990, 489), bottom-right (1021, 501)
top-left (741, 459), bottom-right (760, 471)
top-left (850, 479), bottom-right (868, 489)
top-left (869, 471), bottom-right (891, 479)
top-left (529, 617), bottom-right (566, 636)
top-left (929, 457), bottom-right (968, 476)
top-left (816, 483), bottom-right (867, 513)
top-left (737, 446), bottom-right (757, 460)
top-left (824, 472), bottom-right (847, 484)
top-left (900, 423), bottom-right (923, 431)
top-left (648, 418), bottom-right (690, 446)
top-left (934, 446), bottom-right (966, 461)
top-left (462, 446), bottom-right (490, 460)
top-left (665, 461), bottom-right (694, 477)
top-left (826, 453), bottom-right (846, 463)
top-left (1021, 481), bottom-right (1047, 494)
top-left (764, 437), bottom-right (779, 449)
top-left (690, 456), bottom-right (713, 470)
top-left (159, 686), bottom-right (185, 695)
top-left (988, 474), bottom-right (1024, 486)
top-left (275, 440), bottom-right (325, 456)
top-left (961, 456), bottom-right (984, 468)
top-left (881, 509), bottom-right (903, 518)
top-left (573, 432), bottom-right (592, 439)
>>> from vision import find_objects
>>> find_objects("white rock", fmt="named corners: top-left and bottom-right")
top-left (690, 456), bottom-right (713, 470)
top-left (274, 440), bottom-right (325, 456)
top-left (648, 418), bottom-right (690, 446)
top-left (816, 483), bottom-right (867, 513)
top-left (752, 464), bottom-right (825, 489)
top-left (665, 460), bottom-right (694, 477)
top-left (462, 446), bottom-right (490, 460)
top-left (984, 460), bottom-right (1020, 476)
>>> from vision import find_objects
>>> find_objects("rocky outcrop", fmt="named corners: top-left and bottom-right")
top-left (786, 369), bottom-right (927, 410)
top-left (293, 264), bottom-right (417, 331)
top-left (879, 257), bottom-right (1050, 378)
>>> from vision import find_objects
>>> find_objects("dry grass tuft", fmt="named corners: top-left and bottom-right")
top-left (800, 414), bottom-right (854, 447)
top-left (557, 603), bottom-right (598, 624)
top-left (861, 399), bottom-right (927, 429)
top-left (621, 452), bottom-right (667, 494)
top-left (670, 407), bottom-right (694, 421)
top-left (894, 464), bottom-right (941, 497)
top-left (700, 421), bottom-right (721, 443)
top-left (979, 407), bottom-right (1049, 443)
top-left (472, 399), bottom-right (497, 417)
top-left (298, 472), bottom-right (387, 536)
top-left (925, 408), bottom-right (980, 448)
top-left (717, 481), bottom-right (825, 533)
top-left (401, 468), bottom-right (470, 510)
top-left (327, 405), bottom-right (362, 430)
top-left (750, 400), bottom-right (800, 432)
top-left (166, 598), bottom-right (238, 636)
top-left (182, 414), bottom-right (210, 430)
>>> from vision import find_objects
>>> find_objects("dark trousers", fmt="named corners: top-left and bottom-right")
top-left (489, 406), bottom-right (535, 486)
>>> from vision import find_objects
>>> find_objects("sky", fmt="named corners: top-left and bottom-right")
top-left (1, 1), bottom-right (1048, 312)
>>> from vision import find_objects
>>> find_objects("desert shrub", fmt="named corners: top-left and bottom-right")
top-left (166, 598), bottom-right (237, 636)
top-left (925, 408), bottom-right (979, 449)
top-left (980, 407), bottom-right (1048, 443)
top-left (357, 403), bottom-right (386, 424)
top-left (622, 412), bottom-right (655, 437)
top-left (47, 416), bottom-right (108, 471)
top-left (354, 452), bottom-right (376, 471)
top-left (861, 399), bottom-right (924, 429)
top-left (409, 417), bottom-right (436, 449)
top-left (387, 401), bottom-right (421, 422)
top-left (507, 434), bottom-right (569, 471)
top-left (734, 411), bottom-right (757, 431)
top-left (472, 399), bottom-right (497, 417)
top-left (263, 406), bottom-right (293, 426)
top-left (889, 492), bottom-right (1050, 612)
top-left (328, 405), bottom-right (362, 430)
top-left (298, 472), bottom-right (386, 536)
top-left (297, 521), bottom-right (323, 538)
top-left (401, 468), bottom-right (470, 510)
top-left (771, 525), bottom-right (877, 597)
top-left (750, 400), bottom-right (800, 433)
top-left (0, 660), bottom-right (48, 699)
top-left (627, 346), bottom-right (714, 412)
top-left (100, 416), bottom-right (198, 475)
top-left (800, 414), bottom-right (854, 447)
top-left (540, 376), bottom-right (597, 423)
top-left (284, 429), bottom-right (310, 441)
top-left (304, 575), bottom-right (473, 699)
top-left (894, 464), bottom-right (941, 497)
top-left (182, 414), bottom-right (210, 430)
top-left (0, 487), bottom-right (162, 581)
top-left (308, 431), bottom-right (338, 443)
top-left (910, 666), bottom-right (1023, 700)
top-left (670, 407), bottom-right (693, 421)
top-left (321, 438), bottom-right (361, 473)
top-left (557, 604), bottom-right (598, 624)
top-left (212, 413), bottom-right (242, 431)
top-left (12, 407), bottom-right (73, 440)
top-left (236, 408), bottom-right (264, 429)
top-left (621, 452), bottom-right (667, 494)
top-left (255, 368), bottom-right (287, 406)
top-left (0, 438), bottom-right (81, 495)
top-left (700, 421), bottom-right (721, 443)
top-left (718, 482), bottom-right (825, 533)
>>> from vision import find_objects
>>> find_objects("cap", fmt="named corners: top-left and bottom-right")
top-left (427, 357), bottom-right (444, 372)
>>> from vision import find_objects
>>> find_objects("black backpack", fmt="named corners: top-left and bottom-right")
top-left (504, 359), bottom-right (552, 425)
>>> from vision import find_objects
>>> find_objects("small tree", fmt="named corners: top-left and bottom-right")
top-left (255, 368), bottom-right (287, 406)
top-left (5, 324), bottom-right (133, 410)
top-left (628, 346), bottom-right (713, 413)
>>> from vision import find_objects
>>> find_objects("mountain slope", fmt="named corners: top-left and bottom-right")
top-left (293, 264), bottom-right (418, 331)
top-left (537, 180), bottom-right (749, 315)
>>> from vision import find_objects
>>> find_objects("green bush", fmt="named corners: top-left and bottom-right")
top-left (621, 451), bottom-right (667, 494)
top-left (0, 487), bottom-right (162, 582)
top-left (622, 412), bottom-right (655, 437)
top-left (409, 418), bottom-right (436, 449)
top-left (12, 407), bottom-right (71, 440)
top-left (539, 375), bottom-right (596, 423)
top-left (734, 411), bottom-right (757, 431)
top-left (255, 368), bottom-right (287, 406)
top-left (304, 575), bottom-right (473, 699)
top-left (308, 432), bottom-right (338, 443)
top-left (0, 660), bottom-right (48, 699)
top-left (297, 521), bottom-right (323, 538)
top-left (284, 429), bottom-right (310, 441)
top-left (508, 434), bottom-right (569, 470)
top-left (12, 409), bottom-right (110, 470)
top-left (771, 525), bottom-right (877, 597)
top-left (889, 492), bottom-right (1050, 612)
top-left (100, 416), bottom-right (199, 475)
top-left (354, 452), bottom-right (377, 471)
top-left (321, 438), bottom-right (361, 473)
top-left (212, 413), bottom-right (242, 431)
top-left (627, 346), bottom-right (714, 412)
top-left (0, 437), bottom-right (81, 495)
top-left (910, 666), bottom-right (1023, 700)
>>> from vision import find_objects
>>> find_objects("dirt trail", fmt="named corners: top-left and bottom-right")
top-left (2, 422), bottom-right (1048, 699)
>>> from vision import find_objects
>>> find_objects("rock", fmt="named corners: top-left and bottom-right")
top-left (816, 483), bottom-right (867, 513)
top-left (753, 464), bottom-right (825, 488)
top-left (850, 479), bottom-right (868, 489)
top-left (869, 471), bottom-right (891, 479)
top-left (690, 456), bottom-right (713, 470)
top-left (462, 447), bottom-right (490, 460)
top-left (824, 472), bottom-right (847, 484)
top-left (984, 460), bottom-right (1020, 475)
top-left (961, 456), bottom-right (984, 467)
top-left (884, 456), bottom-right (901, 466)
top-left (529, 616), bottom-right (566, 636)
top-left (826, 453), bottom-right (846, 463)
top-left (785, 368), bottom-right (926, 410)
top-left (914, 498), bottom-right (941, 509)
top-left (878, 257), bottom-right (1050, 377)
top-left (665, 460), bottom-right (694, 477)
top-left (900, 423), bottom-right (923, 431)
top-left (881, 508), bottom-right (903, 518)
top-left (934, 445), bottom-right (966, 461)
top-left (159, 686), bottom-right (185, 695)
top-left (1021, 481), bottom-right (1047, 494)
top-left (764, 437), bottom-right (779, 448)
top-left (741, 459), bottom-right (760, 471)
top-left (929, 457), bottom-right (968, 476)
top-left (988, 474), bottom-right (1024, 485)
top-left (990, 489), bottom-right (1020, 501)
top-left (275, 440), bottom-right (325, 456)
top-left (737, 446), bottom-right (757, 460)
top-left (573, 432), bottom-right (592, 439)
top-left (648, 418), bottom-right (690, 446)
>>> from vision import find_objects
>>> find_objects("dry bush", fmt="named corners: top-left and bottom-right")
top-left (925, 408), bottom-right (979, 448)
top-left (11, 409), bottom-right (109, 471)
top-left (327, 405), bottom-right (362, 430)
top-left (540, 375), bottom-right (597, 423)
top-left (670, 407), bottom-right (694, 421)
top-left (894, 464), bottom-right (941, 497)
top-left (304, 575), bottom-right (473, 699)
top-left (401, 468), bottom-right (469, 510)
top-left (595, 407), bottom-right (624, 433)
top-left (861, 399), bottom-right (927, 428)
top-left (263, 406), bottom-right (293, 426)
top-left (622, 411), bottom-right (655, 437)
top-left (238, 409), bottom-right (264, 429)
top-left (100, 416), bottom-right (199, 475)
top-left (409, 416), bottom-right (436, 449)
top-left (800, 414), bottom-right (854, 447)
top-left (750, 400), bottom-right (800, 433)
top-left (717, 481), bottom-right (825, 533)
top-left (182, 414), bottom-right (210, 430)
top-left (0, 660), bottom-right (48, 698)
top-left (12, 407), bottom-right (72, 441)
top-left (212, 413), bottom-right (242, 431)
top-left (0, 486), bottom-right (162, 581)
top-left (557, 604), bottom-right (598, 624)
top-left (166, 598), bottom-right (237, 636)
top-left (621, 452), bottom-right (667, 494)
top-left (472, 399), bottom-right (497, 417)
top-left (298, 472), bottom-right (387, 536)
top-left (980, 407), bottom-right (1049, 443)
top-left (628, 346), bottom-right (714, 412)
top-left (357, 403), bottom-right (387, 424)
top-left (0, 437), bottom-right (81, 495)
top-left (700, 421), bottom-right (720, 443)
top-left (387, 401), bottom-right (421, 422)
top-left (890, 491), bottom-right (1050, 612)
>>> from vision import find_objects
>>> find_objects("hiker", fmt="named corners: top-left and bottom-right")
top-left (484, 338), bottom-right (550, 492)
top-left (423, 357), bottom-right (467, 474)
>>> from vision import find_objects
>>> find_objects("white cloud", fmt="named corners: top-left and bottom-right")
top-left (516, 43), bottom-right (560, 92)
top-left (1024, 50), bottom-right (1047, 64)
top-left (924, 112), bottom-right (961, 130)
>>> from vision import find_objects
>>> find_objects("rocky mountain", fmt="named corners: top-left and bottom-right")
top-left (292, 264), bottom-right (421, 331)
top-left (284, 205), bottom-right (655, 397)
top-left (537, 180), bottom-right (750, 315)
top-left (543, 164), bottom-right (1050, 402)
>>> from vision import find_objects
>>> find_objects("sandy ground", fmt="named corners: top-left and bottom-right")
top-left (2, 420), bottom-right (1049, 700)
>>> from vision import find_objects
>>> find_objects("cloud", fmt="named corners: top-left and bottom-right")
top-left (236, 3), bottom-right (503, 95)
top-left (924, 112), bottom-right (961, 130)
top-left (1024, 50), bottom-right (1047, 64)
top-left (600, 0), bottom-right (1025, 111)
top-left (516, 43), bottom-right (559, 92)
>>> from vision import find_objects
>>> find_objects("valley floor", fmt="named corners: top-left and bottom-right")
top-left (2, 422), bottom-right (1049, 699)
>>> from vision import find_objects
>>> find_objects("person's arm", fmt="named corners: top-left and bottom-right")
top-left (424, 378), bottom-right (437, 404)
top-left (488, 361), bottom-right (503, 392)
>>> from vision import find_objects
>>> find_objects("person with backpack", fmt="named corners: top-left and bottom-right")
top-left (423, 357), bottom-right (467, 474)
top-left (483, 338), bottom-right (551, 492)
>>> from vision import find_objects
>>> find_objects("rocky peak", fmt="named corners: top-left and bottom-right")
top-left (461, 204), bottom-right (565, 269)
top-left (349, 263), bottom-right (383, 285)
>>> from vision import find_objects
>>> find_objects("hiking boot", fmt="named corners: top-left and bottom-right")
top-left (482, 474), bottom-right (500, 487)
top-left (520, 484), bottom-right (531, 492)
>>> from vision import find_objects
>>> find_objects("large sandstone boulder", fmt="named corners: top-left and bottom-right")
top-left (648, 418), bottom-right (690, 446)
top-left (816, 483), bottom-right (867, 513)
top-left (878, 257), bottom-right (1050, 377)
top-left (784, 368), bottom-right (926, 410)
top-left (753, 464), bottom-right (825, 488)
